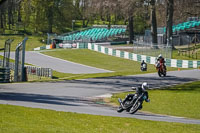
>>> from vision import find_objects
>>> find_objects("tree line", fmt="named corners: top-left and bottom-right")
top-left (0, 0), bottom-right (199, 44)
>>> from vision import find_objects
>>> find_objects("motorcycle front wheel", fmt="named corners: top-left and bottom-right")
top-left (129, 101), bottom-right (142, 114)
top-left (117, 106), bottom-right (124, 113)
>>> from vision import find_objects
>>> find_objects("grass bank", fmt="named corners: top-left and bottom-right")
top-left (172, 49), bottom-right (200, 60)
top-left (0, 35), bottom-right (45, 51)
top-left (42, 49), bottom-right (178, 79)
top-left (110, 81), bottom-right (200, 119)
top-left (0, 104), bottom-right (199, 133)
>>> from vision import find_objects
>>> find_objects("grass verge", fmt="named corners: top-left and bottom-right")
top-left (172, 49), bottom-right (200, 60)
top-left (0, 35), bottom-right (45, 51)
top-left (109, 81), bottom-right (200, 119)
top-left (42, 49), bottom-right (179, 79)
top-left (0, 104), bottom-right (200, 133)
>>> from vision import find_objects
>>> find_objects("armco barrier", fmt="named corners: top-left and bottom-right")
top-left (34, 43), bottom-right (200, 68)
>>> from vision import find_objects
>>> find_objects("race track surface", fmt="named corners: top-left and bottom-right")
top-left (0, 51), bottom-right (112, 74)
top-left (0, 69), bottom-right (200, 124)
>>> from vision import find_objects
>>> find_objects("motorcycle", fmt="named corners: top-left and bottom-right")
top-left (141, 63), bottom-right (147, 71)
top-left (117, 88), bottom-right (149, 114)
top-left (156, 62), bottom-right (166, 77)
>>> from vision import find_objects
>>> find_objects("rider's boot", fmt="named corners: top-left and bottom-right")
top-left (138, 105), bottom-right (143, 110)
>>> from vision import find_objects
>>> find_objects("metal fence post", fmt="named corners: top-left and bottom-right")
top-left (22, 37), bottom-right (28, 82)
top-left (14, 48), bottom-right (19, 82)
top-left (47, 33), bottom-right (50, 45)
top-left (3, 39), bottom-right (13, 68)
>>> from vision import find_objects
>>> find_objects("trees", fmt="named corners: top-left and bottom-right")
top-left (166, 0), bottom-right (174, 48)
top-left (165, 0), bottom-right (200, 48)
top-left (150, 0), bottom-right (158, 46)
top-left (0, 0), bottom-right (198, 36)
top-left (173, 0), bottom-right (200, 23)
top-left (119, 0), bottom-right (144, 43)
top-left (0, 0), bottom-right (7, 5)
top-left (120, 0), bottom-right (135, 43)
top-left (0, 0), bottom-right (21, 32)
top-left (0, 0), bottom-right (75, 34)
top-left (85, 0), bottom-right (146, 43)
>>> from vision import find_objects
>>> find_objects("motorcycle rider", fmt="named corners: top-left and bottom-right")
top-left (119, 82), bottom-right (150, 109)
top-left (141, 60), bottom-right (147, 71)
top-left (156, 54), bottom-right (166, 69)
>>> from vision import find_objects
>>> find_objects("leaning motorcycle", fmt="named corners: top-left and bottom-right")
top-left (156, 62), bottom-right (167, 77)
top-left (117, 90), bottom-right (149, 114)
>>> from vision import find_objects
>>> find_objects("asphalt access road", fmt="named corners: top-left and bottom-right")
top-left (0, 69), bottom-right (200, 124)
top-left (0, 51), bottom-right (112, 74)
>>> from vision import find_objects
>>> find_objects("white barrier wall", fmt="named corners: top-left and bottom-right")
top-left (87, 43), bottom-right (200, 68)
top-left (34, 43), bottom-right (200, 68)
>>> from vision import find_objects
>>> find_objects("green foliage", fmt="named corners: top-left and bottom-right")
top-left (110, 81), bottom-right (200, 119)
top-left (172, 44), bottom-right (200, 60)
top-left (134, 15), bottom-right (149, 34)
top-left (0, 104), bottom-right (200, 133)
top-left (0, 35), bottom-right (45, 51)
top-left (0, 0), bottom-right (149, 35)
top-left (0, 0), bottom-right (75, 34)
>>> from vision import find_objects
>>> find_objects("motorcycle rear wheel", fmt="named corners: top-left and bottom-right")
top-left (158, 70), bottom-right (162, 77)
top-left (129, 101), bottom-right (142, 114)
top-left (163, 72), bottom-right (166, 77)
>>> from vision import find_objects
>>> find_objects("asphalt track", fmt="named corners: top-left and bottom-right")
top-left (0, 51), bottom-right (112, 74)
top-left (0, 69), bottom-right (200, 124)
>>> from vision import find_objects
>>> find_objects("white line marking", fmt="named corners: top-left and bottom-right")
top-left (93, 94), bottom-right (113, 98)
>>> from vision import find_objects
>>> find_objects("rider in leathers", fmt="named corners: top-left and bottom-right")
top-left (120, 82), bottom-right (150, 109)
top-left (156, 54), bottom-right (166, 70)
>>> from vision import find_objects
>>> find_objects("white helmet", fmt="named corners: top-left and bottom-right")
top-left (158, 54), bottom-right (162, 58)
top-left (142, 82), bottom-right (149, 91)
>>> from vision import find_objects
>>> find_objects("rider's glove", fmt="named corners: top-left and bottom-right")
top-left (145, 99), bottom-right (150, 102)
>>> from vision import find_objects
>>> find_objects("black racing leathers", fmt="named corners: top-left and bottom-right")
top-left (122, 87), bottom-right (149, 105)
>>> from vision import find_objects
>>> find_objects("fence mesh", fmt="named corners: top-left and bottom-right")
top-left (0, 59), bottom-right (52, 80)
top-left (14, 37), bottom-right (28, 82)
top-left (133, 41), bottom-right (172, 59)
top-left (3, 39), bottom-right (13, 68)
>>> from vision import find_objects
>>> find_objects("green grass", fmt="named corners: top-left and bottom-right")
top-left (0, 55), bottom-right (49, 82)
top-left (110, 81), bottom-right (200, 119)
top-left (0, 35), bottom-right (45, 51)
top-left (45, 48), bottom-right (191, 80)
top-left (172, 43), bottom-right (200, 60)
top-left (172, 49), bottom-right (200, 60)
top-left (0, 104), bottom-right (200, 133)
top-left (41, 49), bottom-right (178, 79)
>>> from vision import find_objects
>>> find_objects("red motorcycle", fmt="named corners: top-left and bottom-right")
top-left (156, 61), bottom-right (167, 77)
